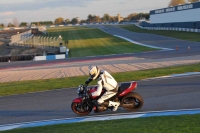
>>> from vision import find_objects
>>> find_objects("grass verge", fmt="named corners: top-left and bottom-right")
top-left (47, 26), bottom-right (156, 58)
top-left (119, 25), bottom-right (200, 42)
top-left (0, 63), bottom-right (200, 96)
top-left (2, 114), bottom-right (200, 133)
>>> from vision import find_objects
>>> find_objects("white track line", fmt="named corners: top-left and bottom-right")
top-left (113, 35), bottom-right (174, 50)
top-left (0, 108), bottom-right (200, 131)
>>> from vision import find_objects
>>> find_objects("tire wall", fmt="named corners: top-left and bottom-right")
top-left (0, 55), bottom-right (34, 62)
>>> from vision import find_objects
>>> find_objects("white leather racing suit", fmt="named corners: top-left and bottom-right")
top-left (91, 70), bottom-right (118, 104)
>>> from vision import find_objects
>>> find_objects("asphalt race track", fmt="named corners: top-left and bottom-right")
top-left (0, 26), bottom-right (200, 125)
top-left (0, 74), bottom-right (200, 125)
top-left (93, 25), bottom-right (200, 50)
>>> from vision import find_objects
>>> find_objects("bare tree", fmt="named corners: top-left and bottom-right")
top-left (169, 0), bottom-right (186, 6)
top-left (13, 18), bottom-right (19, 27)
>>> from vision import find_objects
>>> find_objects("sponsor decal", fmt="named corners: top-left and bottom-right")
top-left (177, 4), bottom-right (193, 11)
top-left (153, 4), bottom-right (194, 14)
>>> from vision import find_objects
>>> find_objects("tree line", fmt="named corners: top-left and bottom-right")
top-left (169, 0), bottom-right (198, 6)
top-left (53, 13), bottom-right (149, 25)
top-left (3, 0), bottom-right (198, 28)
top-left (0, 23), bottom-right (5, 28)
top-left (0, 12), bottom-right (149, 27)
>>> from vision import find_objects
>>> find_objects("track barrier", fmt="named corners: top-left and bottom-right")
top-left (0, 55), bottom-right (35, 62)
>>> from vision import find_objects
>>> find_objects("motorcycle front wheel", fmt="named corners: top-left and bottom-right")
top-left (121, 92), bottom-right (143, 111)
top-left (71, 102), bottom-right (92, 116)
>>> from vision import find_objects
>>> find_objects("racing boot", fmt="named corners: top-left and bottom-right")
top-left (108, 101), bottom-right (120, 111)
top-left (93, 101), bottom-right (106, 113)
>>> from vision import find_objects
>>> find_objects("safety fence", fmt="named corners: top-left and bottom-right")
top-left (9, 30), bottom-right (32, 45)
top-left (9, 27), bottom-right (63, 50)
top-left (136, 23), bottom-right (200, 33)
top-left (10, 37), bottom-right (63, 48)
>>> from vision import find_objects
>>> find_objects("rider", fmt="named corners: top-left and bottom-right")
top-left (85, 66), bottom-right (120, 111)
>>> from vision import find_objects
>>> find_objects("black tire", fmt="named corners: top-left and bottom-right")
top-left (71, 102), bottom-right (92, 116)
top-left (121, 92), bottom-right (144, 111)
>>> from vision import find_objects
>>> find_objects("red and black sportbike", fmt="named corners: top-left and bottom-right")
top-left (71, 81), bottom-right (143, 115)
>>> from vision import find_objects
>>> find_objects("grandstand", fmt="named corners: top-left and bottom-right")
top-left (9, 26), bottom-right (62, 49)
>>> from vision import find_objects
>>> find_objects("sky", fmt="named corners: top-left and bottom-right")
top-left (0, 0), bottom-right (172, 25)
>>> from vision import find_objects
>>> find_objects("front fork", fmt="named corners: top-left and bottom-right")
top-left (76, 100), bottom-right (91, 112)
top-left (73, 97), bottom-right (94, 107)
top-left (85, 98), bottom-right (95, 108)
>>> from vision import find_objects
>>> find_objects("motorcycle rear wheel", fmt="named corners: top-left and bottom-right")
top-left (121, 92), bottom-right (143, 111)
top-left (71, 102), bottom-right (92, 116)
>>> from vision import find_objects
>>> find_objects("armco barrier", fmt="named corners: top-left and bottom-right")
top-left (136, 24), bottom-right (200, 33)
top-left (33, 54), bottom-right (66, 61)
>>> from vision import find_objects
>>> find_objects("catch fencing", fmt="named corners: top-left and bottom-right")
top-left (136, 23), bottom-right (200, 33)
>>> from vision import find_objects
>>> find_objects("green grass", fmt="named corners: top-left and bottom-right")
top-left (47, 26), bottom-right (156, 57)
top-left (0, 63), bottom-right (200, 96)
top-left (2, 114), bottom-right (200, 133)
top-left (119, 24), bottom-right (200, 42)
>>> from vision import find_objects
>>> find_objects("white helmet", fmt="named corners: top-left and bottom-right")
top-left (89, 66), bottom-right (100, 80)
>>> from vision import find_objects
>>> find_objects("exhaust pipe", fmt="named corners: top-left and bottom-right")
top-left (122, 104), bottom-right (134, 108)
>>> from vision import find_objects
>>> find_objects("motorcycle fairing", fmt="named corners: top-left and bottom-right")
top-left (118, 82), bottom-right (137, 97)
top-left (72, 97), bottom-right (82, 103)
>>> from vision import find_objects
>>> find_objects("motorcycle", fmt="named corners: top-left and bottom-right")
top-left (71, 81), bottom-right (143, 115)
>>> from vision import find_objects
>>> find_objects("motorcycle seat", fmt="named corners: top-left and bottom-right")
top-left (118, 82), bottom-right (132, 93)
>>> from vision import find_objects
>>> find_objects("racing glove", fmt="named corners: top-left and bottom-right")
top-left (85, 78), bottom-right (92, 85)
